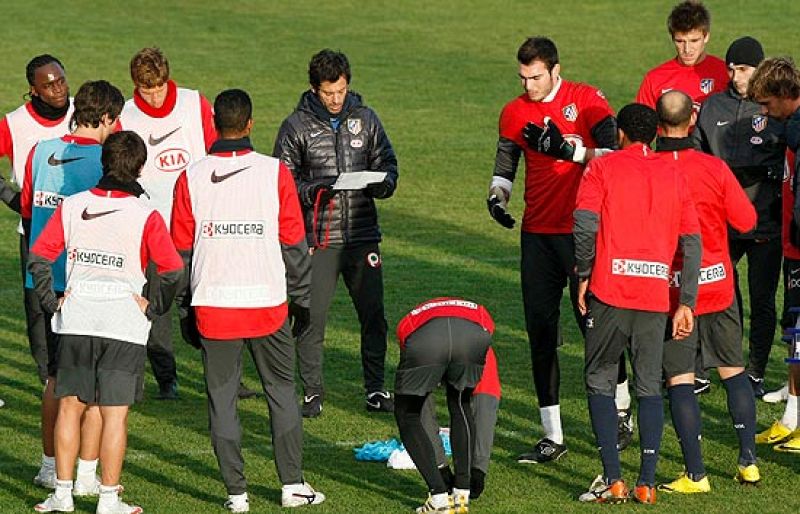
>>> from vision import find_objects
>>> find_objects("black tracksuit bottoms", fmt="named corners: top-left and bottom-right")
top-left (297, 242), bottom-right (388, 396)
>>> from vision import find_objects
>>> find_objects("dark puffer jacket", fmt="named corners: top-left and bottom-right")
top-left (273, 90), bottom-right (398, 247)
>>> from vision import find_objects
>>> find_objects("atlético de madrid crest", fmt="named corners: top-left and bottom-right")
top-left (752, 115), bottom-right (767, 133)
top-left (562, 103), bottom-right (578, 122)
top-left (699, 78), bottom-right (714, 95)
top-left (347, 118), bottom-right (362, 135)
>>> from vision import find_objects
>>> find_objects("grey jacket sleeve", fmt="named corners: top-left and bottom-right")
top-left (173, 249), bottom-right (193, 321)
top-left (27, 253), bottom-right (60, 314)
top-left (282, 239), bottom-right (311, 308)
top-left (471, 394), bottom-right (500, 473)
top-left (492, 137), bottom-right (521, 184)
top-left (144, 268), bottom-right (183, 321)
top-left (573, 209), bottom-right (600, 278)
top-left (678, 233), bottom-right (702, 309)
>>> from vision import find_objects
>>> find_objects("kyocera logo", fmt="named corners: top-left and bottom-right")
top-left (154, 148), bottom-right (190, 172)
top-left (67, 247), bottom-right (125, 270)
top-left (201, 220), bottom-right (265, 238)
top-left (33, 190), bottom-right (65, 209)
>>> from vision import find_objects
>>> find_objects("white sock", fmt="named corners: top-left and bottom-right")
top-left (429, 492), bottom-right (450, 508)
top-left (615, 380), bottom-right (631, 411)
top-left (55, 479), bottom-right (73, 499)
top-left (41, 454), bottom-right (55, 470)
top-left (540, 405), bottom-right (563, 444)
top-left (453, 487), bottom-right (470, 500)
top-left (228, 492), bottom-right (248, 505)
top-left (283, 483), bottom-right (304, 494)
top-left (98, 484), bottom-right (120, 505)
top-left (782, 394), bottom-right (799, 430)
top-left (76, 458), bottom-right (98, 482)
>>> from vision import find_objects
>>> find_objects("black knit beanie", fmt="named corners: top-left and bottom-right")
top-left (726, 37), bottom-right (764, 67)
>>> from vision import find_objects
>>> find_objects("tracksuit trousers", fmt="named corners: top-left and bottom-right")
top-left (297, 242), bottom-right (388, 396)
top-left (201, 322), bottom-right (303, 495)
top-left (730, 237), bottom-right (782, 379)
top-left (20, 234), bottom-right (48, 383)
top-left (143, 263), bottom-right (177, 388)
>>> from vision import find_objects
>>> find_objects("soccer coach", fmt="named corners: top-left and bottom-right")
top-left (574, 104), bottom-right (701, 504)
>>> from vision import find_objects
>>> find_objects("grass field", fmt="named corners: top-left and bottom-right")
top-left (1, 0), bottom-right (800, 512)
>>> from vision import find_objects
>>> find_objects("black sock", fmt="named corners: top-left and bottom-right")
top-left (637, 395), bottom-right (664, 486)
top-left (588, 394), bottom-right (620, 481)
top-left (722, 372), bottom-right (757, 466)
top-left (667, 384), bottom-right (705, 479)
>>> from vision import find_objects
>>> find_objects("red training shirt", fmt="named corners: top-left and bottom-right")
top-left (659, 148), bottom-right (756, 315)
top-left (499, 79), bottom-right (614, 233)
top-left (576, 143), bottom-right (700, 312)
top-left (636, 55), bottom-right (729, 110)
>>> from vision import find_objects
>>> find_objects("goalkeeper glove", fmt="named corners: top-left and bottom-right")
top-left (486, 186), bottom-right (515, 229)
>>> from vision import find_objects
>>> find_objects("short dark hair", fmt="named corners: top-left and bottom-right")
top-left (308, 49), bottom-right (351, 89)
top-left (26, 54), bottom-right (65, 86)
top-left (748, 57), bottom-right (800, 101)
top-left (656, 90), bottom-right (694, 128)
top-left (517, 37), bottom-right (559, 70)
top-left (617, 103), bottom-right (658, 144)
top-left (214, 89), bottom-right (252, 135)
top-left (668, 1), bottom-right (710, 36)
top-left (70, 80), bottom-right (124, 131)
top-left (101, 131), bottom-right (146, 182)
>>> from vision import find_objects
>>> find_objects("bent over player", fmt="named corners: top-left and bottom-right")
top-left (394, 298), bottom-right (493, 513)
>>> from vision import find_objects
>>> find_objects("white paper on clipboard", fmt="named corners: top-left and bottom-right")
top-left (332, 171), bottom-right (387, 190)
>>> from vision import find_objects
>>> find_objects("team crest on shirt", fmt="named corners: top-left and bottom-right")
top-left (700, 78), bottom-right (715, 94)
top-left (562, 103), bottom-right (578, 122)
top-left (347, 119), bottom-right (362, 135)
top-left (366, 252), bottom-right (381, 268)
top-left (752, 115), bottom-right (767, 133)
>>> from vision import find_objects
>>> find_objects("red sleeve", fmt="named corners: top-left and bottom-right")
top-left (678, 172), bottom-right (700, 235)
top-left (30, 204), bottom-right (65, 260)
top-left (20, 143), bottom-right (37, 219)
top-left (277, 162), bottom-right (305, 245)
top-left (635, 73), bottom-right (655, 108)
top-left (199, 94), bottom-right (216, 152)
top-left (170, 171), bottom-right (195, 251)
top-left (581, 86), bottom-right (615, 129)
top-left (498, 101), bottom-right (524, 146)
top-left (473, 346), bottom-right (501, 399)
top-left (722, 162), bottom-right (757, 233)
top-left (0, 116), bottom-right (12, 160)
top-left (141, 211), bottom-right (183, 274)
top-left (575, 160), bottom-right (604, 215)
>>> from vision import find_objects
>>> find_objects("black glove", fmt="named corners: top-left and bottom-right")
top-left (7, 192), bottom-right (21, 214)
top-left (486, 186), bottom-right (515, 229)
top-left (364, 179), bottom-right (390, 198)
top-left (523, 118), bottom-right (575, 161)
top-left (439, 465), bottom-right (454, 493)
top-left (179, 308), bottom-right (202, 349)
top-left (288, 302), bottom-right (311, 338)
top-left (311, 181), bottom-right (336, 204)
top-left (470, 468), bottom-right (486, 499)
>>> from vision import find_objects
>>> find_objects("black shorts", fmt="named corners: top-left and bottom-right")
top-left (782, 258), bottom-right (800, 328)
top-left (584, 297), bottom-right (666, 397)
top-left (663, 302), bottom-right (743, 378)
top-left (55, 335), bottom-right (146, 406)
top-left (394, 317), bottom-right (491, 396)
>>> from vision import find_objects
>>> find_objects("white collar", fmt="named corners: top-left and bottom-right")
top-left (541, 77), bottom-right (563, 103)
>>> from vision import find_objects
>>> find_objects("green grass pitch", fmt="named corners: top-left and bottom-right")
top-left (0, 0), bottom-right (799, 512)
